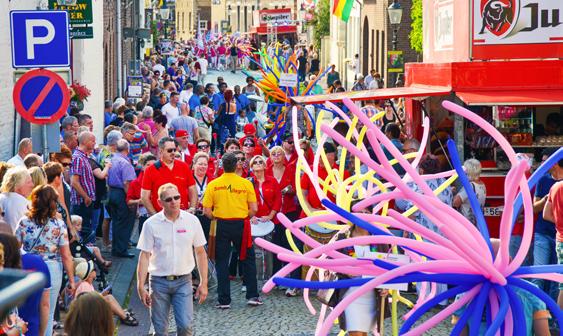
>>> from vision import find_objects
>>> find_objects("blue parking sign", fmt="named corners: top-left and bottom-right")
top-left (10, 11), bottom-right (70, 68)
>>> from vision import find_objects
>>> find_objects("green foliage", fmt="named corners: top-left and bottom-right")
top-left (410, 0), bottom-right (423, 54)
top-left (311, 0), bottom-right (330, 50)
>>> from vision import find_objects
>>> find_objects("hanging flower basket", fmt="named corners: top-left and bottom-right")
top-left (69, 81), bottom-right (91, 111)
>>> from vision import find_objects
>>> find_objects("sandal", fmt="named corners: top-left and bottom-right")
top-left (120, 312), bottom-right (139, 326)
top-left (124, 308), bottom-right (135, 316)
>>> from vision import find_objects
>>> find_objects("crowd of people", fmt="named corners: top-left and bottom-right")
top-left (0, 36), bottom-right (561, 336)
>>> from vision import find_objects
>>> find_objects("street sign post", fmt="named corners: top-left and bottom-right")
top-left (12, 69), bottom-right (70, 125)
top-left (10, 10), bottom-right (70, 68)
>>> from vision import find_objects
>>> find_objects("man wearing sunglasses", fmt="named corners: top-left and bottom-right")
top-left (202, 152), bottom-right (263, 309)
top-left (141, 137), bottom-right (198, 217)
top-left (137, 183), bottom-right (208, 336)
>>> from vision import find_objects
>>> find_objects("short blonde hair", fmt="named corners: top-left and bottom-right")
top-left (1, 167), bottom-right (30, 193)
top-left (463, 159), bottom-right (482, 182)
top-left (157, 183), bottom-right (179, 200)
top-left (29, 166), bottom-right (47, 187)
top-left (192, 152), bottom-right (209, 167)
top-left (270, 146), bottom-right (284, 155)
top-left (249, 155), bottom-right (265, 167)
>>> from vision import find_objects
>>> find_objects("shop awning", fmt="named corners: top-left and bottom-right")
top-left (249, 25), bottom-right (297, 35)
top-left (291, 85), bottom-right (452, 104)
top-left (456, 89), bottom-right (563, 106)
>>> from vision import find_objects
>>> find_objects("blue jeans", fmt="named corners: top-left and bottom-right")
top-left (149, 275), bottom-right (194, 336)
top-left (532, 233), bottom-right (559, 300)
top-left (509, 235), bottom-right (533, 266)
top-left (45, 260), bottom-right (63, 336)
top-left (71, 202), bottom-right (95, 244)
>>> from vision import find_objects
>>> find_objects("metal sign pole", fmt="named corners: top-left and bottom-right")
top-left (42, 124), bottom-right (49, 163)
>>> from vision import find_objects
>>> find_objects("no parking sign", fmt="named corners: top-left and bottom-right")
top-left (12, 69), bottom-right (70, 125)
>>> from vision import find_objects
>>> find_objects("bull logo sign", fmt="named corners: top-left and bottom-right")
top-left (479, 0), bottom-right (516, 37)
top-left (472, 0), bottom-right (563, 59)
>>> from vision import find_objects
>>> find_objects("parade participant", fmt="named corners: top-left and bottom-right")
top-left (16, 185), bottom-right (76, 336)
top-left (107, 139), bottom-right (137, 258)
top-left (175, 130), bottom-right (194, 165)
top-left (189, 85), bottom-right (203, 111)
top-left (137, 183), bottom-right (208, 336)
top-left (127, 153), bottom-right (157, 236)
top-left (202, 152), bottom-right (263, 308)
top-left (234, 150), bottom-right (250, 178)
top-left (192, 153), bottom-right (213, 240)
top-left (239, 123), bottom-right (270, 157)
top-left (242, 77), bottom-right (260, 97)
top-left (229, 43), bottom-right (238, 73)
top-left (141, 137), bottom-right (197, 215)
top-left (0, 167), bottom-right (33, 232)
top-left (279, 133), bottom-right (299, 167)
top-left (195, 139), bottom-right (217, 177)
top-left (7, 138), bottom-right (32, 167)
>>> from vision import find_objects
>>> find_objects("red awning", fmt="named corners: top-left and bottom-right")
top-left (456, 89), bottom-right (563, 106)
top-left (249, 25), bottom-right (297, 35)
top-left (291, 85), bottom-right (452, 104)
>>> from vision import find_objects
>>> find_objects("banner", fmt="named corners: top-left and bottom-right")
top-left (387, 51), bottom-right (404, 73)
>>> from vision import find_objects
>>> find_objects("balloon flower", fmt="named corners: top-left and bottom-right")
top-left (255, 98), bottom-right (563, 336)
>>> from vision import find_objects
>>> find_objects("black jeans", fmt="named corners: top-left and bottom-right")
top-left (215, 219), bottom-right (258, 304)
top-left (71, 202), bottom-right (95, 244)
top-left (107, 188), bottom-right (134, 255)
top-left (272, 211), bottom-right (302, 279)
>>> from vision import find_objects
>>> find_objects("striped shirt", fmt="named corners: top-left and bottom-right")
top-left (70, 148), bottom-right (96, 205)
top-left (129, 132), bottom-right (148, 166)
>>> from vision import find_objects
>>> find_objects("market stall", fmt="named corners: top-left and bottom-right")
top-left (292, 0), bottom-right (563, 237)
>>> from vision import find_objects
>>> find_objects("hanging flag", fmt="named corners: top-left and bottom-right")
top-left (332, 0), bottom-right (354, 22)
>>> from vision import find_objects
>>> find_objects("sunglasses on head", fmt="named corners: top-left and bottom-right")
top-left (163, 195), bottom-right (181, 203)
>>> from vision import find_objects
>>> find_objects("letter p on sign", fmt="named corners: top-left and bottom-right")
top-left (25, 19), bottom-right (55, 60)
top-left (10, 11), bottom-right (70, 68)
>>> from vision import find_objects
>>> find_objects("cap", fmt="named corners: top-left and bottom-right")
top-left (323, 142), bottom-right (337, 154)
top-left (243, 123), bottom-right (256, 135)
top-left (175, 130), bottom-right (188, 138)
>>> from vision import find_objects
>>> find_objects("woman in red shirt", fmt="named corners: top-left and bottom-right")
top-left (249, 155), bottom-right (281, 223)
top-left (265, 146), bottom-right (303, 296)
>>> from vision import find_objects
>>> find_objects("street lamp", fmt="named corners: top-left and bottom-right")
top-left (387, 0), bottom-right (402, 51)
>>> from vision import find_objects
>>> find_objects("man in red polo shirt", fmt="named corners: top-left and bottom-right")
top-left (141, 137), bottom-right (197, 215)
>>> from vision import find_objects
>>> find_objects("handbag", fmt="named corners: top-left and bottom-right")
top-left (315, 271), bottom-right (339, 307)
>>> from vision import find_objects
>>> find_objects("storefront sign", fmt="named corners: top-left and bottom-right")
top-left (256, 9), bottom-right (292, 26)
top-left (279, 73), bottom-right (298, 87)
top-left (472, 0), bottom-right (563, 59)
top-left (49, 0), bottom-right (93, 25)
top-left (69, 26), bottom-right (93, 39)
top-left (387, 51), bottom-right (404, 73)
top-left (127, 76), bottom-right (144, 98)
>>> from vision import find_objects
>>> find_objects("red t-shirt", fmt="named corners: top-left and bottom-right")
top-left (548, 181), bottom-right (563, 242)
top-left (141, 160), bottom-right (195, 212)
top-left (300, 164), bottom-right (350, 217)
top-left (126, 171), bottom-right (144, 203)
top-left (252, 176), bottom-right (282, 222)
top-left (265, 164), bottom-right (299, 214)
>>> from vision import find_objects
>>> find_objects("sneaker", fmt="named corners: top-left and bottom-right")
top-left (241, 285), bottom-right (247, 293)
top-left (247, 297), bottom-right (264, 306)
top-left (285, 288), bottom-right (298, 297)
top-left (215, 303), bottom-right (231, 309)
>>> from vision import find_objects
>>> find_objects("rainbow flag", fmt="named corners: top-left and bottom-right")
top-left (333, 0), bottom-right (354, 22)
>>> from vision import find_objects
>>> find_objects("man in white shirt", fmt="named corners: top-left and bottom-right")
top-left (179, 83), bottom-right (194, 107)
top-left (198, 56), bottom-right (208, 83)
top-left (161, 92), bottom-right (187, 121)
top-left (137, 183), bottom-right (208, 336)
top-left (8, 138), bottom-right (33, 167)
top-left (152, 62), bottom-right (165, 77)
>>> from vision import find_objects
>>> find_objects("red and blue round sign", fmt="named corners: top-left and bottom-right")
top-left (12, 69), bottom-right (70, 125)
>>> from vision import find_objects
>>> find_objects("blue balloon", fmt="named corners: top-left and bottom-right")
top-left (321, 199), bottom-right (434, 259)
top-left (469, 282), bottom-right (491, 334)
top-left (450, 285), bottom-right (483, 336)
top-left (508, 277), bottom-right (563, 331)
top-left (513, 264), bottom-right (563, 275)
top-left (484, 285), bottom-right (509, 336)
top-left (446, 139), bottom-right (493, 256)
top-left (505, 285), bottom-right (526, 336)
top-left (400, 285), bottom-right (473, 334)
top-left (511, 148), bottom-right (563, 228)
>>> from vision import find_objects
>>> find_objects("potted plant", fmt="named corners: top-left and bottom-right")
top-left (69, 81), bottom-right (91, 111)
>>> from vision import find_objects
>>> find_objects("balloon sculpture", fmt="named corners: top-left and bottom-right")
top-left (255, 97), bottom-right (563, 335)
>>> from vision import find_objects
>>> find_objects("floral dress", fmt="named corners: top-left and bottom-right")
top-left (16, 217), bottom-right (69, 261)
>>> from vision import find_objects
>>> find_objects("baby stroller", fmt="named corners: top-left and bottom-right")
top-left (68, 231), bottom-right (109, 291)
